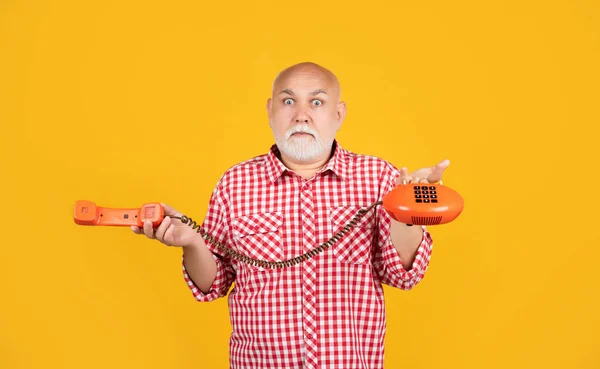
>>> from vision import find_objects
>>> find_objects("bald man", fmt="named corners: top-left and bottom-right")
top-left (133, 62), bottom-right (448, 369)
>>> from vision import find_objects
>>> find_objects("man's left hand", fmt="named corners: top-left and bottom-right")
top-left (396, 159), bottom-right (450, 185)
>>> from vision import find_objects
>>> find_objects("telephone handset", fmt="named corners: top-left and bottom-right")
top-left (74, 182), bottom-right (463, 269)
top-left (73, 200), bottom-right (165, 228)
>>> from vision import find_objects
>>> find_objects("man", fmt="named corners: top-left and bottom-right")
top-left (132, 62), bottom-right (449, 368)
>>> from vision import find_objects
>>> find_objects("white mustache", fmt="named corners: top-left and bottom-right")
top-left (286, 125), bottom-right (317, 139)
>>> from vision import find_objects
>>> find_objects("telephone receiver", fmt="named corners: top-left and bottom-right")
top-left (73, 200), bottom-right (164, 227)
top-left (73, 182), bottom-right (463, 228)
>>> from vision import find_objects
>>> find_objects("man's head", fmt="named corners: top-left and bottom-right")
top-left (267, 62), bottom-right (346, 165)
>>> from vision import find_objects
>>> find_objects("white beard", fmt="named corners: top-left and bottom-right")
top-left (274, 124), bottom-right (333, 163)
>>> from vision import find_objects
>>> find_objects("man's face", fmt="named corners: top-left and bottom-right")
top-left (267, 68), bottom-right (345, 164)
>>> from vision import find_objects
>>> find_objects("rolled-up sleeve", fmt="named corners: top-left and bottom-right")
top-left (183, 253), bottom-right (235, 302)
top-left (182, 181), bottom-right (235, 302)
top-left (372, 223), bottom-right (433, 290)
top-left (372, 163), bottom-right (434, 290)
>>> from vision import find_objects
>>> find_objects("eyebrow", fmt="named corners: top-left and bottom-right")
top-left (279, 88), bottom-right (328, 96)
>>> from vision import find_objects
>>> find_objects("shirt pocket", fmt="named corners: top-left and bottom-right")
top-left (231, 211), bottom-right (284, 272)
top-left (328, 205), bottom-right (376, 265)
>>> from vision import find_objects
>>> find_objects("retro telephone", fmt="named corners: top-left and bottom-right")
top-left (74, 181), bottom-right (463, 269)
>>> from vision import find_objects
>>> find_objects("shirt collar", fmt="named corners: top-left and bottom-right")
top-left (264, 140), bottom-right (349, 184)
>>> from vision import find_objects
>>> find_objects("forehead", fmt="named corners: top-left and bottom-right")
top-left (273, 68), bottom-right (337, 94)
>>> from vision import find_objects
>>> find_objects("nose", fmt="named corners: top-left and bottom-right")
top-left (294, 109), bottom-right (310, 123)
top-left (293, 102), bottom-right (311, 124)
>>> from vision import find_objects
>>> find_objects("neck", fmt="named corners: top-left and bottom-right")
top-left (282, 157), bottom-right (328, 179)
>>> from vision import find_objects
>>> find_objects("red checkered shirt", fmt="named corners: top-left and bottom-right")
top-left (182, 141), bottom-right (433, 369)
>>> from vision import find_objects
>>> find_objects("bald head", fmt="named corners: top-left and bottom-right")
top-left (266, 62), bottom-right (347, 167)
top-left (271, 62), bottom-right (341, 102)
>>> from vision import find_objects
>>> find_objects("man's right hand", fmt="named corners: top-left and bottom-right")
top-left (131, 203), bottom-right (201, 248)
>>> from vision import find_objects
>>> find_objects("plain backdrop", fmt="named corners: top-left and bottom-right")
top-left (1, 0), bottom-right (599, 368)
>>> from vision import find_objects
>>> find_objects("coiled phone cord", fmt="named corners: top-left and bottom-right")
top-left (170, 200), bottom-right (384, 269)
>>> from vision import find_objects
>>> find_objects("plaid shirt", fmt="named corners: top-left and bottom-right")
top-left (183, 141), bottom-right (433, 369)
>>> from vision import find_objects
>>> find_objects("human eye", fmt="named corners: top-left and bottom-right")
top-left (283, 98), bottom-right (294, 105)
top-left (311, 99), bottom-right (323, 106)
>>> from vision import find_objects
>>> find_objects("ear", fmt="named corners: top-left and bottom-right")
top-left (336, 101), bottom-right (347, 130)
top-left (266, 98), bottom-right (272, 120)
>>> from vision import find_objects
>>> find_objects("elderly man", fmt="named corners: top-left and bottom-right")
top-left (132, 62), bottom-right (449, 369)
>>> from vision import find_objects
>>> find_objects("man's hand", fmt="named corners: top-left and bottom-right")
top-left (131, 203), bottom-right (218, 294)
top-left (389, 159), bottom-right (449, 265)
top-left (131, 203), bottom-right (200, 248)
top-left (396, 159), bottom-right (450, 185)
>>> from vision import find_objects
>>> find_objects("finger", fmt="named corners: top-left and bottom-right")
top-left (143, 220), bottom-right (155, 239)
top-left (433, 159), bottom-right (450, 174)
top-left (155, 216), bottom-right (171, 244)
top-left (131, 226), bottom-right (142, 234)
top-left (395, 167), bottom-right (410, 185)
top-left (428, 159), bottom-right (450, 182)
top-left (161, 203), bottom-right (181, 217)
top-left (420, 178), bottom-right (429, 183)
top-left (437, 159), bottom-right (450, 168)
top-left (410, 177), bottom-right (419, 184)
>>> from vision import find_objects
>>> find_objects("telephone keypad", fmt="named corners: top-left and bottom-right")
top-left (414, 185), bottom-right (438, 203)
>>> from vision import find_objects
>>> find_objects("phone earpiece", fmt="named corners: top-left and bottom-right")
top-left (382, 181), bottom-right (464, 225)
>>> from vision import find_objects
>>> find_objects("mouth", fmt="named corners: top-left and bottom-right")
top-left (290, 132), bottom-right (313, 138)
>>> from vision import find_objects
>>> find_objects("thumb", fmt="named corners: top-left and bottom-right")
top-left (161, 203), bottom-right (181, 217)
top-left (428, 159), bottom-right (450, 182)
top-left (433, 159), bottom-right (450, 171)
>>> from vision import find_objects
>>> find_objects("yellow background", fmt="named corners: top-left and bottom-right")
top-left (1, 0), bottom-right (599, 368)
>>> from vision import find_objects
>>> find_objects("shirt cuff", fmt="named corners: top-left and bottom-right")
top-left (386, 226), bottom-right (433, 280)
top-left (182, 253), bottom-right (226, 302)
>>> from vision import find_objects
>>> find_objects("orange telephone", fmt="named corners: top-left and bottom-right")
top-left (73, 181), bottom-right (463, 268)
top-left (381, 181), bottom-right (464, 225)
